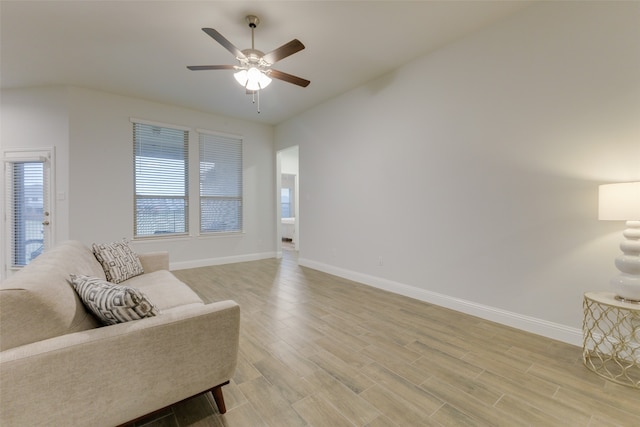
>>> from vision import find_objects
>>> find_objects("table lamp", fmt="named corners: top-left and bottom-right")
top-left (598, 182), bottom-right (640, 302)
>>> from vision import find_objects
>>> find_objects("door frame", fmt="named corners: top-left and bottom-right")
top-left (276, 146), bottom-right (300, 256)
top-left (2, 147), bottom-right (55, 278)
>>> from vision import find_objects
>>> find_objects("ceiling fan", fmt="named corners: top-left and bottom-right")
top-left (187, 15), bottom-right (310, 92)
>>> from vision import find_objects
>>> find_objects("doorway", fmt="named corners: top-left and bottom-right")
top-left (277, 146), bottom-right (299, 254)
top-left (2, 148), bottom-right (54, 278)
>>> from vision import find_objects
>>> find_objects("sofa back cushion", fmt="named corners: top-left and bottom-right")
top-left (0, 241), bottom-right (104, 351)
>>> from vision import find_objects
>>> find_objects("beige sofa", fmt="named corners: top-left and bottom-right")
top-left (0, 240), bottom-right (240, 426)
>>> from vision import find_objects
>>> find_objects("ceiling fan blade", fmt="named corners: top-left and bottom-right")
top-left (269, 69), bottom-right (310, 87)
top-left (187, 65), bottom-right (236, 71)
top-left (202, 28), bottom-right (247, 60)
top-left (263, 39), bottom-right (305, 65)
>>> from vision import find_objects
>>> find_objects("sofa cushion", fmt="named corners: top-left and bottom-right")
top-left (0, 241), bottom-right (104, 351)
top-left (126, 270), bottom-right (204, 311)
top-left (92, 239), bottom-right (144, 284)
top-left (69, 275), bottom-right (160, 325)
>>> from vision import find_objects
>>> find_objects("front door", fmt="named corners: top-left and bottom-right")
top-left (3, 149), bottom-right (53, 275)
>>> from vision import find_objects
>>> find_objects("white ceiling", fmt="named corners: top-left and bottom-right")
top-left (1, 1), bottom-right (532, 125)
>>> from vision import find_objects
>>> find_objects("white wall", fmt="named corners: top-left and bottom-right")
top-left (2, 86), bottom-right (276, 270)
top-left (280, 146), bottom-right (299, 176)
top-left (276, 2), bottom-right (640, 344)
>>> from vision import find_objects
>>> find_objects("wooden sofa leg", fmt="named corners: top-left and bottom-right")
top-left (210, 381), bottom-right (230, 414)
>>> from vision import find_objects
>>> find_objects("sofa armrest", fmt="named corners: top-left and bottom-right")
top-left (138, 251), bottom-right (170, 273)
top-left (0, 300), bottom-right (240, 427)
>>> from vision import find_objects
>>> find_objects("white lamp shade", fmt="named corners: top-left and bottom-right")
top-left (234, 69), bottom-right (248, 86)
top-left (598, 182), bottom-right (640, 221)
top-left (259, 72), bottom-right (272, 88)
top-left (234, 68), bottom-right (272, 91)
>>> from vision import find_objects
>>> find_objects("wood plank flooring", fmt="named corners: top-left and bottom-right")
top-left (128, 250), bottom-right (640, 427)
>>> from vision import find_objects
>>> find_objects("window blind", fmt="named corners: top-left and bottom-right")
top-left (133, 122), bottom-right (189, 237)
top-left (8, 161), bottom-right (46, 266)
top-left (199, 132), bottom-right (243, 233)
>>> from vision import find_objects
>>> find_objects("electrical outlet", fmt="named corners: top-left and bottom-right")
top-left (377, 256), bottom-right (383, 266)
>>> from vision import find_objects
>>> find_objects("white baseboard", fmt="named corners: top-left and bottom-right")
top-left (298, 257), bottom-right (583, 347)
top-left (171, 251), bottom-right (276, 271)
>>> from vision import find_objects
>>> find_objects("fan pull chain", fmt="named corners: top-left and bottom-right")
top-left (251, 90), bottom-right (261, 114)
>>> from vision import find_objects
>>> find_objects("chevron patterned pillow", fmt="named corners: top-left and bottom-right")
top-left (69, 274), bottom-right (159, 325)
top-left (92, 239), bottom-right (144, 284)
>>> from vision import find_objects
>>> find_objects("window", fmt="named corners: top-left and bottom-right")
top-left (281, 188), bottom-right (291, 218)
top-left (9, 162), bottom-right (46, 266)
top-left (199, 132), bottom-right (243, 233)
top-left (133, 121), bottom-right (188, 237)
top-left (281, 173), bottom-right (296, 219)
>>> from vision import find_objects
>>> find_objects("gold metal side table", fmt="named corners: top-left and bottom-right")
top-left (582, 292), bottom-right (640, 388)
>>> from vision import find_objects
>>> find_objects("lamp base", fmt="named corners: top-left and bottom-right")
top-left (611, 220), bottom-right (640, 302)
top-left (611, 277), bottom-right (640, 302)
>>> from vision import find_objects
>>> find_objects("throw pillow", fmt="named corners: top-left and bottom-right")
top-left (69, 274), bottom-right (160, 325)
top-left (92, 238), bottom-right (144, 284)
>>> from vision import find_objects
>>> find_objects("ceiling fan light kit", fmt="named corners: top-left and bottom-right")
top-left (234, 67), bottom-right (272, 91)
top-left (187, 15), bottom-right (310, 112)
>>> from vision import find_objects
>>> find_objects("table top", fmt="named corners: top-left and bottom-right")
top-left (584, 291), bottom-right (640, 311)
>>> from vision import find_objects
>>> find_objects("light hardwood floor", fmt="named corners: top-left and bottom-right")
top-left (128, 250), bottom-right (640, 427)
